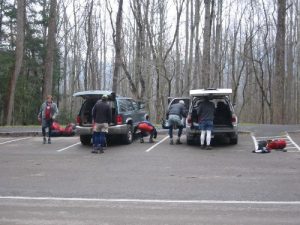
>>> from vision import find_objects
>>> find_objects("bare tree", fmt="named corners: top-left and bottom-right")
top-left (43, 0), bottom-right (58, 100)
top-left (212, 0), bottom-right (222, 87)
top-left (110, 0), bottom-right (123, 93)
top-left (272, 0), bottom-right (286, 124)
top-left (201, 0), bottom-right (213, 88)
top-left (84, 0), bottom-right (94, 90)
top-left (296, 0), bottom-right (300, 123)
top-left (130, 0), bottom-right (146, 99)
top-left (4, 0), bottom-right (26, 125)
top-left (0, 0), bottom-right (4, 42)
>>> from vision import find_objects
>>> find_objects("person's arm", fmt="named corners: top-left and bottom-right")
top-left (52, 103), bottom-right (59, 119)
top-left (197, 104), bottom-right (203, 122)
top-left (92, 105), bottom-right (96, 122)
top-left (181, 105), bottom-right (188, 118)
top-left (38, 103), bottom-right (44, 121)
top-left (107, 106), bottom-right (112, 124)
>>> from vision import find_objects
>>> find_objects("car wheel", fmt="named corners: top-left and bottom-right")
top-left (186, 137), bottom-right (194, 145)
top-left (80, 135), bottom-right (92, 145)
top-left (123, 125), bottom-right (133, 144)
top-left (229, 136), bottom-right (238, 145)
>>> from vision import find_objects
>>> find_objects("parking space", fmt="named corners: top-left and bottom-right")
top-left (251, 132), bottom-right (300, 153)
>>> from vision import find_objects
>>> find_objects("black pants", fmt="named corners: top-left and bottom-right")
top-left (42, 119), bottom-right (53, 138)
top-left (140, 131), bottom-right (154, 139)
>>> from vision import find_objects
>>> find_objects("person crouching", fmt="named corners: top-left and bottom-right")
top-left (135, 116), bottom-right (157, 143)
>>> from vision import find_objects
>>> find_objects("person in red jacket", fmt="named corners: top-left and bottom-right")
top-left (135, 116), bottom-right (157, 143)
top-left (38, 95), bottom-right (59, 144)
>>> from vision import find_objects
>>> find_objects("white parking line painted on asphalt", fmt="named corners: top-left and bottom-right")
top-left (145, 136), bottom-right (169, 152)
top-left (56, 142), bottom-right (81, 152)
top-left (1, 196), bottom-right (300, 205)
top-left (286, 133), bottom-right (300, 152)
top-left (0, 137), bottom-right (31, 145)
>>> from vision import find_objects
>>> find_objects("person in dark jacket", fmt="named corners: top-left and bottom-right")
top-left (38, 95), bottom-right (59, 144)
top-left (135, 115), bottom-right (157, 143)
top-left (197, 96), bottom-right (215, 149)
top-left (167, 100), bottom-right (187, 145)
top-left (92, 95), bottom-right (112, 153)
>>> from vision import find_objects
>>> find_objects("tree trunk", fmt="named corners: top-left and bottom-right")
top-left (4, 0), bottom-right (25, 125)
top-left (184, 0), bottom-right (189, 95)
top-left (0, 0), bottom-right (4, 42)
top-left (201, 0), bottom-right (212, 88)
top-left (43, 0), bottom-right (57, 100)
top-left (84, 0), bottom-right (94, 90)
top-left (112, 0), bottom-right (123, 94)
top-left (296, 0), bottom-right (300, 123)
top-left (272, 0), bottom-right (286, 124)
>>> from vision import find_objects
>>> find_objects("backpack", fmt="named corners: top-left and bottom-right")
top-left (267, 139), bottom-right (286, 150)
top-left (45, 104), bottom-right (51, 120)
top-left (138, 122), bottom-right (154, 133)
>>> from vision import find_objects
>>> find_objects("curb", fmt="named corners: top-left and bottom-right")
top-left (0, 131), bottom-right (41, 137)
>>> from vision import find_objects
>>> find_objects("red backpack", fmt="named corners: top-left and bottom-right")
top-left (45, 104), bottom-right (51, 119)
top-left (137, 122), bottom-right (154, 132)
top-left (267, 139), bottom-right (286, 150)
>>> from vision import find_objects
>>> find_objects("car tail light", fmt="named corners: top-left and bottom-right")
top-left (116, 115), bottom-right (123, 125)
top-left (231, 115), bottom-right (237, 126)
top-left (187, 115), bottom-right (192, 125)
top-left (76, 115), bottom-right (81, 125)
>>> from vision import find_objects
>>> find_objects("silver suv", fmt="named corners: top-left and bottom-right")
top-left (73, 90), bottom-right (148, 145)
top-left (186, 88), bottom-right (238, 145)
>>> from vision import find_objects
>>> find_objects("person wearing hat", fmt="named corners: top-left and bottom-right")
top-left (38, 95), bottom-right (59, 144)
top-left (91, 95), bottom-right (112, 153)
top-left (197, 96), bottom-right (215, 149)
top-left (166, 100), bottom-right (187, 145)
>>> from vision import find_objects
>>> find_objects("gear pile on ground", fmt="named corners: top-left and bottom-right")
top-left (253, 139), bottom-right (287, 153)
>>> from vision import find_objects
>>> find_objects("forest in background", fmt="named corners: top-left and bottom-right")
top-left (0, 0), bottom-right (299, 125)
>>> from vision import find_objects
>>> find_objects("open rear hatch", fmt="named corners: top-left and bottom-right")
top-left (73, 90), bottom-right (115, 100)
top-left (190, 88), bottom-right (232, 96)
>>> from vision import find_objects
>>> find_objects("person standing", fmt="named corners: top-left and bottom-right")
top-left (38, 95), bottom-right (59, 144)
top-left (197, 96), bottom-right (215, 149)
top-left (135, 116), bottom-right (157, 143)
top-left (167, 100), bottom-right (187, 145)
top-left (92, 95), bottom-right (112, 153)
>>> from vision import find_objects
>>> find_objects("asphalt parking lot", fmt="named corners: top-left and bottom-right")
top-left (0, 130), bottom-right (300, 225)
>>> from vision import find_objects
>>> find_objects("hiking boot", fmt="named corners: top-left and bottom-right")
top-left (48, 138), bottom-right (51, 144)
top-left (206, 145), bottom-right (212, 150)
top-left (176, 138), bottom-right (182, 144)
top-left (43, 137), bottom-right (46, 144)
top-left (140, 138), bottom-right (144, 143)
top-left (170, 138), bottom-right (174, 145)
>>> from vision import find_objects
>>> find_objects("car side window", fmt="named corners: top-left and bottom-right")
top-left (118, 99), bottom-right (134, 112)
top-left (132, 100), bottom-right (139, 110)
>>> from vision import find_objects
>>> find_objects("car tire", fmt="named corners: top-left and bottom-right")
top-left (186, 137), bottom-right (194, 145)
top-left (229, 136), bottom-right (238, 145)
top-left (80, 135), bottom-right (92, 145)
top-left (123, 125), bottom-right (133, 144)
